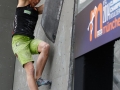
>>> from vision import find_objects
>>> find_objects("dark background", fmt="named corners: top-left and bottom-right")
top-left (0, 0), bottom-right (17, 89)
top-left (74, 40), bottom-right (115, 90)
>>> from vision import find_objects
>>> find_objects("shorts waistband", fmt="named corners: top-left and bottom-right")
top-left (12, 35), bottom-right (32, 42)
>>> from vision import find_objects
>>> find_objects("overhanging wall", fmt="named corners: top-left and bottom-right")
top-left (13, 0), bottom-right (74, 90)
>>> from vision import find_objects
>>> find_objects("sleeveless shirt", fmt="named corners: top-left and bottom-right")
top-left (12, 4), bottom-right (38, 39)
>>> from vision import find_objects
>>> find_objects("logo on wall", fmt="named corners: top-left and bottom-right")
top-left (88, 0), bottom-right (120, 41)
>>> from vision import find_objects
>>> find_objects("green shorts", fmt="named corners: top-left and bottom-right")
top-left (12, 35), bottom-right (41, 66)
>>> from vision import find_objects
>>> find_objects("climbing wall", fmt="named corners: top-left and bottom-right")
top-left (0, 0), bottom-right (17, 90)
top-left (13, 0), bottom-right (74, 90)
